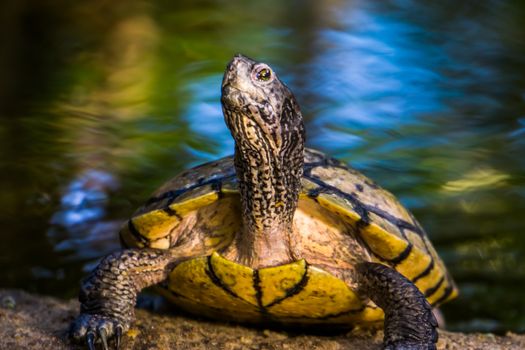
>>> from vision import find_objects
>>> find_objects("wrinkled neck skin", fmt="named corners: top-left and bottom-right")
top-left (233, 100), bottom-right (305, 268)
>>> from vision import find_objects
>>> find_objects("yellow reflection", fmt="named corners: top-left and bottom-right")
top-left (72, 14), bottom-right (160, 120)
top-left (54, 10), bottom-right (161, 171)
top-left (442, 168), bottom-right (510, 193)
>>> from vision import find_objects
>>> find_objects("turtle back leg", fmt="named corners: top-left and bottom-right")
top-left (356, 262), bottom-right (438, 350)
top-left (70, 249), bottom-right (179, 349)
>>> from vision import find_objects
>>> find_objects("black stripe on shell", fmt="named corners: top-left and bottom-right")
top-left (205, 255), bottom-right (243, 300)
top-left (264, 263), bottom-right (310, 308)
top-left (303, 172), bottom-right (425, 237)
top-left (389, 242), bottom-right (413, 266)
top-left (145, 173), bottom-right (236, 207)
top-left (431, 283), bottom-right (454, 307)
top-left (211, 180), bottom-right (224, 199)
top-left (413, 258), bottom-right (435, 283)
top-left (305, 179), bottom-right (371, 226)
top-left (127, 220), bottom-right (149, 244)
top-left (163, 206), bottom-right (182, 218)
top-left (424, 276), bottom-right (445, 298)
top-left (303, 165), bottom-right (430, 268)
top-left (253, 270), bottom-right (264, 310)
top-left (303, 159), bottom-right (349, 175)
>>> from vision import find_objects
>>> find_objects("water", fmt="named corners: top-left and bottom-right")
top-left (1, 0), bottom-right (524, 333)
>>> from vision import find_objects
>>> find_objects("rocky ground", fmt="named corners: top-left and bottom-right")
top-left (0, 289), bottom-right (523, 350)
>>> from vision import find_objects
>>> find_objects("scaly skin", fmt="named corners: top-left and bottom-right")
top-left (357, 262), bottom-right (438, 350)
top-left (70, 249), bottom-right (178, 349)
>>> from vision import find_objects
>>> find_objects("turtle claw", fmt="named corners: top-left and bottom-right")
top-left (99, 328), bottom-right (109, 350)
top-left (87, 331), bottom-right (96, 350)
top-left (70, 313), bottom-right (127, 349)
top-left (115, 325), bottom-right (122, 350)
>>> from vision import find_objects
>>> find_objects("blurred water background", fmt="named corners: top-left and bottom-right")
top-left (1, 0), bottom-right (524, 334)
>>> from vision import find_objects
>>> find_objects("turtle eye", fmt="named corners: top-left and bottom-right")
top-left (255, 67), bottom-right (272, 82)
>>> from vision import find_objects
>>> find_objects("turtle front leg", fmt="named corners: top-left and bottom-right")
top-left (70, 249), bottom-right (177, 349)
top-left (356, 262), bottom-right (438, 350)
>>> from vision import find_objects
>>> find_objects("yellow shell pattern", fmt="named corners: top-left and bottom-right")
top-left (157, 252), bottom-right (384, 326)
top-left (120, 149), bottom-right (458, 326)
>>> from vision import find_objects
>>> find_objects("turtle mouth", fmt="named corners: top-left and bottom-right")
top-left (221, 84), bottom-right (245, 111)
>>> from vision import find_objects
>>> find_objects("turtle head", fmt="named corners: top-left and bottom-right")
top-left (221, 54), bottom-right (304, 153)
top-left (221, 55), bottom-right (305, 257)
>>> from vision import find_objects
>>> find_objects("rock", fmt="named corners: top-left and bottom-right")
top-left (0, 288), bottom-right (523, 350)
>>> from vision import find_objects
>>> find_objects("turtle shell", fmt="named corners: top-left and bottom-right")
top-left (120, 148), bottom-right (457, 325)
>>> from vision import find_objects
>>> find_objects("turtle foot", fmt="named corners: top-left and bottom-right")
top-left (70, 313), bottom-right (125, 350)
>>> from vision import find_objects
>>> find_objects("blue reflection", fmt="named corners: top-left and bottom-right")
top-left (50, 170), bottom-right (117, 227)
top-left (183, 74), bottom-right (233, 162)
top-left (308, 5), bottom-right (447, 153)
top-left (48, 170), bottom-right (121, 261)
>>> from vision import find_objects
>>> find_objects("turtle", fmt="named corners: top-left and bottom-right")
top-left (70, 54), bottom-right (458, 350)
